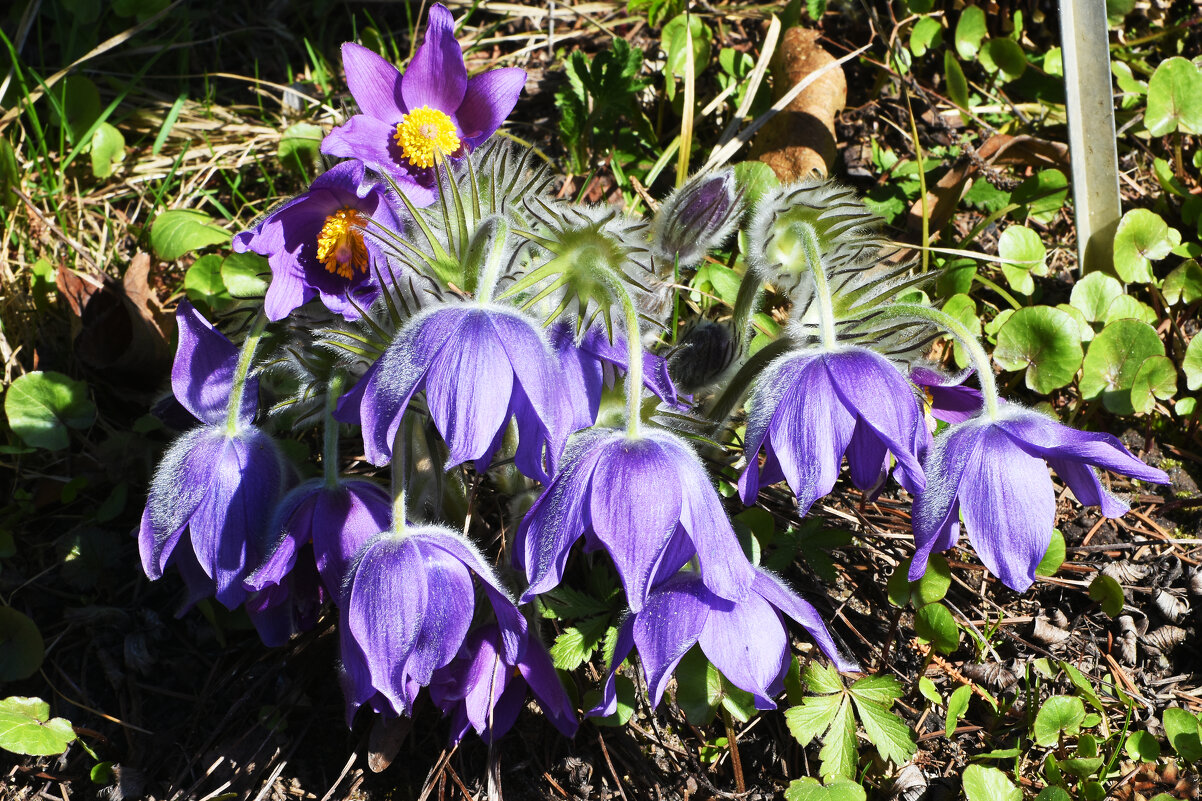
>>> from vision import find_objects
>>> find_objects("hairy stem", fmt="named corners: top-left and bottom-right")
top-left (798, 223), bottom-right (838, 350)
top-left (391, 422), bottom-right (408, 535)
top-left (224, 312), bottom-right (268, 435)
top-left (322, 373), bottom-right (346, 490)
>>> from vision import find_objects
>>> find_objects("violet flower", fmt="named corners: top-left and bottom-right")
top-left (429, 623), bottom-right (578, 742)
top-left (339, 525), bottom-right (528, 723)
top-left (322, 5), bottom-right (526, 204)
top-left (246, 477), bottom-right (391, 602)
top-left (910, 366), bottom-right (986, 425)
top-left (171, 299), bottom-right (257, 426)
top-left (339, 304), bottom-right (573, 481)
top-left (592, 569), bottom-right (857, 715)
top-left (233, 160), bottom-right (405, 321)
top-left (739, 346), bottom-right (926, 512)
top-left (516, 428), bottom-right (755, 612)
top-left (650, 169), bottom-right (741, 270)
top-left (910, 407), bottom-right (1169, 592)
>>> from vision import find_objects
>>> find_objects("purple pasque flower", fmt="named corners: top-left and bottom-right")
top-left (592, 568), bottom-right (857, 715)
top-left (172, 299), bottom-right (258, 426)
top-left (739, 346), bottom-right (926, 512)
top-left (909, 406), bottom-right (1170, 592)
top-left (516, 428), bottom-right (755, 612)
top-left (550, 321), bottom-right (679, 426)
top-left (139, 423), bottom-right (288, 609)
top-left (649, 169), bottom-right (741, 270)
top-left (321, 5), bottom-right (526, 204)
top-left (430, 623), bottom-right (577, 743)
top-left (233, 160), bottom-right (405, 322)
top-left (910, 366), bottom-right (985, 425)
top-left (338, 525), bottom-right (528, 723)
top-left (246, 477), bottom-right (391, 602)
top-left (340, 303), bottom-right (573, 481)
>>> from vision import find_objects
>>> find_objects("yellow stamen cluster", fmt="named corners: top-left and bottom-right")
top-left (393, 105), bottom-right (461, 169)
top-left (316, 208), bottom-right (369, 280)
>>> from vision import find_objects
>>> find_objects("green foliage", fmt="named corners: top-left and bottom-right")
top-left (1087, 574), bottom-right (1125, 617)
top-left (627, 0), bottom-right (684, 28)
top-left (0, 608), bottom-right (44, 681)
top-left (151, 209), bottom-right (232, 261)
top-left (4, 371), bottom-right (96, 451)
top-left (993, 306), bottom-right (1083, 393)
top-left (784, 777), bottom-right (866, 801)
top-left (554, 39), bottom-right (650, 172)
top-left (1112, 209), bottom-right (1179, 283)
top-left (1034, 695), bottom-right (1086, 746)
top-left (1079, 319), bottom-right (1165, 415)
top-left (278, 122), bottom-right (324, 178)
top-left (0, 697), bottom-right (76, 757)
top-left (1144, 57), bottom-right (1202, 136)
top-left (962, 765), bottom-right (1020, 801)
top-left (1035, 529), bottom-right (1066, 577)
top-left (1162, 707), bottom-right (1202, 761)
top-left (89, 122), bottom-right (125, 178)
top-left (914, 602), bottom-right (960, 654)
top-left (674, 647), bottom-right (756, 725)
top-left (997, 224), bottom-right (1047, 295)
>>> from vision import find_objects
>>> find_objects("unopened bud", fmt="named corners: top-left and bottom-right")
top-left (651, 170), bottom-right (741, 270)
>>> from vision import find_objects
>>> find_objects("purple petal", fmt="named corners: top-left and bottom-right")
top-left (1046, 458), bottom-right (1129, 517)
top-left (401, 4), bottom-right (467, 114)
top-left (752, 570), bottom-right (859, 672)
top-left (341, 42), bottom-right (406, 121)
top-left (172, 300), bottom-right (255, 425)
top-left (492, 310), bottom-right (572, 471)
top-left (321, 114), bottom-right (403, 177)
top-left (996, 409), bottom-right (1170, 485)
top-left (633, 575), bottom-right (710, 707)
top-left (516, 630), bottom-right (578, 737)
top-left (458, 68), bottom-right (526, 147)
top-left (590, 617), bottom-right (634, 718)
top-left (910, 423), bottom-right (985, 582)
top-left (141, 428), bottom-right (225, 579)
top-left (407, 540), bottom-right (475, 685)
top-left (698, 584), bottom-right (787, 709)
top-left (845, 422), bottom-right (889, 492)
top-left (310, 479), bottom-right (391, 597)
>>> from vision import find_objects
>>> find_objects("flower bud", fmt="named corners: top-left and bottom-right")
top-left (651, 169), bottom-right (741, 270)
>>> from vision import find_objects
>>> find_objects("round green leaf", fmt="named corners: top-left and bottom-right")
top-left (979, 38), bottom-right (1027, 82)
top-left (151, 209), bottom-right (231, 261)
top-left (1034, 695), bottom-right (1086, 746)
top-left (732, 161), bottom-right (780, 211)
top-left (945, 51), bottom-right (970, 110)
top-left (1088, 573), bottom-right (1125, 617)
top-left (1163, 707), bottom-right (1202, 762)
top-left (785, 777), bottom-right (867, 801)
top-left (1011, 169), bottom-right (1068, 225)
top-left (909, 16), bottom-right (943, 57)
top-left (914, 553), bottom-right (952, 606)
top-left (1079, 319), bottom-right (1165, 415)
top-left (1177, 396), bottom-right (1197, 419)
top-left (89, 122), bottom-right (125, 179)
top-left (1145, 56), bottom-right (1202, 136)
top-left (1113, 209), bottom-right (1179, 284)
top-left (1036, 787), bottom-right (1072, 801)
top-left (887, 558), bottom-right (913, 607)
top-left (955, 6), bottom-right (987, 59)
top-left (914, 602), bottom-right (959, 654)
top-left (1124, 730), bottom-right (1162, 762)
top-left (1055, 303), bottom-right (1094, 342)
top-left (1070, 272), bottom-right (1124, 323)
top-left (993, 306), bottom-right (1083, 393)
top-left (184, 253), bottom-right (233, 311)
top-left (1185, 334), bottom-right (1202, 391)
top-left (1130, 355), bottom-right (1177, 414)
top-left (221, 251), bottom-right (269, 299)
top-left (278, 122), bottom-right (324, 176)
top-left (1163, 259), bottom-right (1202, 305)
top-left (962, 765), bottom-right (1020, 801)
top-left (1035, 528), bottom-right (1065, 577)
top-left (4, 371), bottom-right (96, 451)
top-left (0, 609), bottom-right (44, 681)
top-left (1102, 294), bottom-right (1157, 326)
top-left (52, 75), bottom-right (101, 143)
top-left (0, 697), bottom-right (76, 756)
top-left (941, 293), bottom-right (980, 368)
top-left (998, 225), bottom-right (1047, 295)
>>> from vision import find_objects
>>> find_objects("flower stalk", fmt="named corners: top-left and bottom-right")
top-left (323, 373), bottom-right (346, 489)
top-left (225, 312), bottom-right (268, 435)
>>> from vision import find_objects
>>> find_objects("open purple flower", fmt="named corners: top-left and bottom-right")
top-left (739, 346), bottom-right (926, 512)
top-left (516, 428), bottom-right (755, 612)
top-left (910, 407), bottom-right (1170, 592)
top-left (340, 304), bottom-right (573, 481)
top-left (247, 477), bottom-right (391, 603)
top-left (430, 623), bottom-right (577, 743)
top-left (339, 525), bottom-right (528, 723)
top-left (322, 5), bottom-right (526, 203)
top-left (591, 569), bottom-right (857, 715)
top-left (233, 160), bottom-right (405, 321)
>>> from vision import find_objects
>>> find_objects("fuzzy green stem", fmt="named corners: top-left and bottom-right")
top-left (878, 302), bottom-right (1001, 420)
top-left (798, 223), bottom-right (838, 350)
top-left (224, 312), bottom-right (268, 435)
top-left (322, 373), bottom-right (345, 490)
top-left (621, 292), bottom-right (644, 439)
top-left (474, 217), bottom-right (510, 305)
top-left (391, 423), bottom-right (408, 536)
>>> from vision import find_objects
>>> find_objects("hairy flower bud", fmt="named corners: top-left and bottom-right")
top-left (650, 169), bottom-right (740, 270)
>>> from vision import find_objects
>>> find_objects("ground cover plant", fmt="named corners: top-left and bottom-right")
top-left (1, 1), bottom-right (1201, 799)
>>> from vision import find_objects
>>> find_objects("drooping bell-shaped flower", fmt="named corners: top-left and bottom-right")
top-left (649, 169), bottom-right (741, 270)
top-left (233, 160), bottom-right (406, 321)
top-left (338, 525), bottom-right (529, 723)
top-left (322, 4), bottom-right (526, 203)
top-left (910, 366), bottom-right (986, 426)
top-left (910, 406), bottom-right (1169, 592)
top-left (739, 346), bottom-right (926, 511)
top-left (516, 428), bottom-right (755, 612)
top-left (591, 568), bottom-right (857, 715)
top-left (429, 623), bottom-right (578, 743)
top-left (171, 299), bottom-right (257, 427)
top-left (339, 303), bottom-right (574, 481)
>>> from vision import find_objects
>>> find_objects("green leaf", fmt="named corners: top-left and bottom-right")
top-left (184, 254), bottom-right (232, 311)
top-left (993, 305), bottom-right (1084, 393)
top-left (732, 161), bottom-right (780, 211)
top-left (53, 75), bottom-right (101, 143)
top-left (1184, 334), bottom-right (1202, 391)
top-left (675, 647), bottom-right (724, 725)
top-left (89, 122), bottom-right (125, 179)
top-left (785, 777), bottom-right (866, 801)
top-left (850, 694), bottom-right (916, 766)
top-left (1079, 319), bottom-right (1165, 415)
top-left (998, 225), bottom-right (1047, 295)
top-left (887, 558), bottom-right (913, 607)
top-left (818, 696), bottom-right (858, 780)
top-left (1163, 707), bottom-right (1202, 762)
top-left (979, 38), bottom-right (1027, 82)
top-left (785, 693), bottom-right (841, 746)
top-left (1145, 56), bottom-right (1202, 136)
top-left (1035, 528), bottom-right (1065, 577)
top-left (962, 765), bottom-right (1020, 801)
top-left (1059, 662), bottom-right (1105, 714)
top-left (0, 609), bottom-right (45, 681)
top-left (848, 674), bottom-right (903, 707)
top-left (803, 660), bottom-right (845, 695)
top-left (0, 697), bottom-right (76, 756)
top-left (1102, 294), bottom-right (1157, 326)
top-left (1055, 303), bottom-right (1094, 343)
top-left (550, 614), bottom-right (610, 670)
top-left (941, 294), bottom-right (981, 368)
top-left (278, 122), bottom-right (324, 176)
top-left (1011, 169), bottom-right (1068, 225)
top-left (662, 14), bottom-right (712, 79)
top-left (945, 683), bottom-right (972, 737)
top-left (221, 251), bottom-right (270, 299)
top-left (1130, 355), bottom-right (1177, 414)
top-left (918, 676), bottom-right (941, 706)
top-left (955, 6), bottom-right (987, 59)
top-left (914, 553), bottom-right (952, 606)
top-left (4, 371), bottom-right (96, 451)
top-left (1088, 574), bottom-right (1125, 617)
top-left (587, 674), bottom-right (635, 727)
top-left (1163, 260), bottom-right (1202, 305)
top-left (1070, 272), bottom-right (1124, 322)
top-left (151, 209), bottom-right (231, 260)
top-left (1036, 786), bottom-right (1072, 801)
top-left (1125, 730), bottom-right (1161, 762)
top-left (1058, 756), bottom-right (1104, 779)
top-left (914, 602), bottom-right (960, 655)
top-left (909, 16), bottom-right (943, 57)
top-left (1113, 209), bottom-right (1179, 283)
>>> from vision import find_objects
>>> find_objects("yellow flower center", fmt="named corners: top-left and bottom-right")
top-left (316, 208), bottom-right (369, 280)
top-left (392, 106), bottom-right (461, 169)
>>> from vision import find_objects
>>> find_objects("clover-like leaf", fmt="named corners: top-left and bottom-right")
top-left (89, 122), bottom-right (125, 179)
top-left (1145, 56), bottom-right (1202, 136)
top-left (1102, 295), bottom-right (1157, 326)
top-left (1130, 355), bottom-right (1177, 414)
top-left (979, 38), bottom-right (1026, 83)
top-left (1070, 272), bottom-right (1124, 323)
top-left (1079, 319), bottom-right (1165, 415)
top-left (1034, 695), bottom-right (1086, 746)
top-left (1163, 259), bottom-right (1202, 305)
top-left (998, 225), bottom-right (1047, 295)
top-left (993, 306), bottom-right (1083, 393)
top-left (0, 697), bottom-right (76, 756)
top-left (1113, 209), bottom-right (1179, 284)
